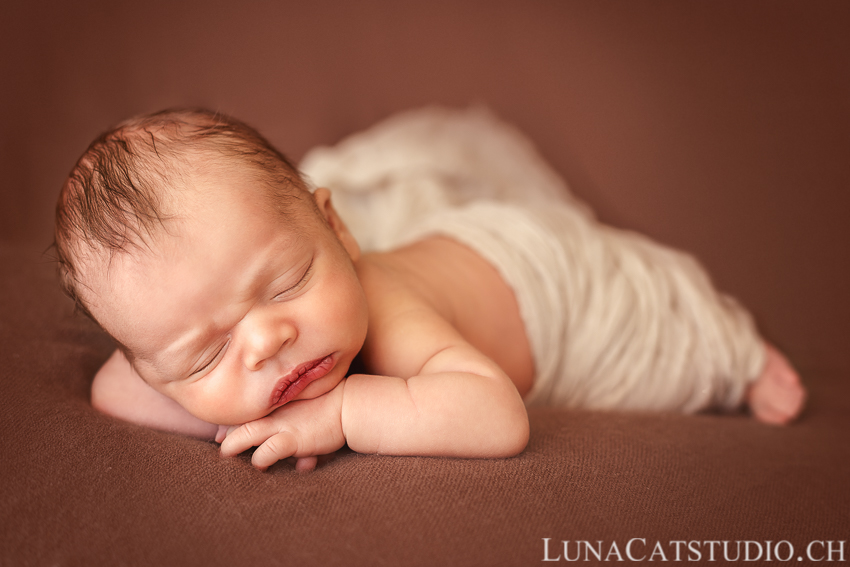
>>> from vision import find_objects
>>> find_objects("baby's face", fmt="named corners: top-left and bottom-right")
top-left (83, 174), bottom-right (368, 425)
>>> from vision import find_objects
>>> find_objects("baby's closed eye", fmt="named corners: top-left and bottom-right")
top-left (190, 339), bottom-right (230, 377)
top-left (272, 258), bottom-right (314, 300)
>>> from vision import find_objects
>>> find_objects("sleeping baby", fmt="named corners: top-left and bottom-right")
top-left (54, 107), bottom-right (805, 472)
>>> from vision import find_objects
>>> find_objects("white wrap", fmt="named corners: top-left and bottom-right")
top-left (300, 107), bottom-right (765, 412)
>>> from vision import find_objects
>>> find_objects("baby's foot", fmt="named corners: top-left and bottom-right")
top-left (746, 343), bottom-right (806, 424)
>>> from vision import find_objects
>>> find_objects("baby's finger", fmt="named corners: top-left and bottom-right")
top-left (252, 431), bottom-right (298, 470)
top-left (214, 424), bottom-right (230, 444)
top-left (220, 421), bottom-right (272, 458)
top-left (295, 456), bottom-right (318, 473)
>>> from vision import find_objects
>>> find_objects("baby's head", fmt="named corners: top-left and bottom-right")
top-left (55, 109), bottom-right (368, 425)
top-left (55, 108), bottom-right (310, 315)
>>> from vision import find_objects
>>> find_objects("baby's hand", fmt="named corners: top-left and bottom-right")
top-left (218, 381), bottom-right (347, 471)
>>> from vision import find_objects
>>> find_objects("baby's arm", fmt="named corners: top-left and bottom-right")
top-left (92, 350), bottom-right (219, 439)
top-left (220, 306), bottom-right (530, 469)
top-left (344, 345), bottom-right (529, 457)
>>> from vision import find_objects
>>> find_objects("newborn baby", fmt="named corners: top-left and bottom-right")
top-left (54, 108), bottom-right (805, 471)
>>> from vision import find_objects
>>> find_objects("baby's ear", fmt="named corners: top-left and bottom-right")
top-left (313, 188), bottom-right (360, 261)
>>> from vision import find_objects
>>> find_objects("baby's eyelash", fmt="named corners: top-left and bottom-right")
top-left (183, 260), bottom-right (313, 378)
top-left (191, 340), bottom-right (229, 376)
top-left (276, 260), bottom-right (313, 298)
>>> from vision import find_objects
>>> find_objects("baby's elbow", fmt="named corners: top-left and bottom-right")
top-left (507, 413), bottom-right (531, 457)
top-left (91, 358), bottom-right (139, 422)
top-left (91, 350), bottom-right (132, 417)
top-left (489, 404), bottom-right (530, 458)
top-left (90, 374), bottom-right (122, 419)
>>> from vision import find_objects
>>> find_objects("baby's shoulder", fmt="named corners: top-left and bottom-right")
top-left (355, 240), bottom-right (457, 318)
top-left (354, 247), bottom-right (466, 379)
top-left (354, 248), bottom-right (450, 337)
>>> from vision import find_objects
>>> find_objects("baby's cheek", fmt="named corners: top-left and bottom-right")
top-left (343, 281), bottom-right (369, 335)
top-left (180, 382), bottom-right (236, 424)
top-left (320, 276), bottom-right (368, 335)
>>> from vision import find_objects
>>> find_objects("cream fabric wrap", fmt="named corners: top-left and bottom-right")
top-left (300, 106), bottom-right (766, 412)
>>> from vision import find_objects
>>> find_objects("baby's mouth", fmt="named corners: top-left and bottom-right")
top-left (269, 355), bottom-right (334, 407)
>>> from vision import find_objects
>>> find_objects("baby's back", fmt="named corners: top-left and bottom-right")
top-left (356, 236), bottom-right (535, 397)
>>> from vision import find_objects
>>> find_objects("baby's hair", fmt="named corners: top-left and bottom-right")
top-left (54, 107), bottom-right (310, 330)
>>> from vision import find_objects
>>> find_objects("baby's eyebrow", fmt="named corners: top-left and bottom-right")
top-left (166, 326), bottom-right (209, 354)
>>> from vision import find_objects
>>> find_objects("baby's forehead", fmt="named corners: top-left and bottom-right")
top-left (82, 187), bottom-right (318, 289)
top-left (76, 241), bottom-right (165, 303)
top-left (78, 210), bottom-right (319, 357)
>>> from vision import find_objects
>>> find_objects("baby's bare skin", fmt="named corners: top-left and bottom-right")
top-left (361, 236), bottom-right (535, 398)
top-left (91, 237), bottom-right (533, 443)
top-left (63, 108), bottom-right (804, 474)
top-left (90, 182), bottom-right (806, 472)
top-left (746, 344), bottom-right (806, 424)
top-left (89, 181), bottom-right (532, 470)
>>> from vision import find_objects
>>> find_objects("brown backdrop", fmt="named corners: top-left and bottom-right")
top-left (2, 1), bottom-right (849, 565)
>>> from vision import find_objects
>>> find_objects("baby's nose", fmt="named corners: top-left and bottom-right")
top-left (240, 309), bottom-right (296, 371)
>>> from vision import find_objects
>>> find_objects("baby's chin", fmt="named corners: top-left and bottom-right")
top-left (185, 403), bottom-right (274, 428)
top-left (211, 410), bottom-right (272, 427)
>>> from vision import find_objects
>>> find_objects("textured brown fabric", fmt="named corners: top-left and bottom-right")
top-left (2, 1), bottom-right (849, 565)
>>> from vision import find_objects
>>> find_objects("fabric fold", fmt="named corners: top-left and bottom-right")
top-left (301, 106), bottom-right (765, 413)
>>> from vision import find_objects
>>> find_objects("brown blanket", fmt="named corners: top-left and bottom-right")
top-left (2, 2), bottom-right (849, 565)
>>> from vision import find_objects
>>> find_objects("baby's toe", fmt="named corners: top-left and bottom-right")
top-left (780, 380), bottom-right (806, 420)
top-left (750, 344), bottom-right (806, 424)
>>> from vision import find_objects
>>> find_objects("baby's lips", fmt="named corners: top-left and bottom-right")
top-left (215, 424), bottom-right (229, 443)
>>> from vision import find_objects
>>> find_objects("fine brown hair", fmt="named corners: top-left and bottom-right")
top-left (54, 107), bottom-right (309, 328)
